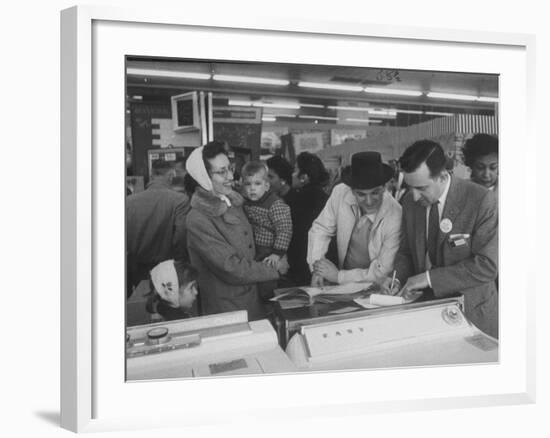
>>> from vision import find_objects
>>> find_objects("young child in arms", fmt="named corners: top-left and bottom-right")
top-left (242, 161), bottom-right (292, 301)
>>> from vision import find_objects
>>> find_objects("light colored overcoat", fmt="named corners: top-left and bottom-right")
top-left (307, 183), bottom-right (402, 284)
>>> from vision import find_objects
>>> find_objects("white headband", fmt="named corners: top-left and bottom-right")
top-left (185, 146), bottom-right (213, 192)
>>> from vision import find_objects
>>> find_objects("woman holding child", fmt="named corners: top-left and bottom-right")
top-left (185, 141), bottom-right (288, 321)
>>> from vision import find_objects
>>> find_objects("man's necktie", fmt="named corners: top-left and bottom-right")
top-left (427, 201), bottom-right (439, 266)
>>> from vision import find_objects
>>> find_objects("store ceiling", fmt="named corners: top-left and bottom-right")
top-left (126, 57), bottom-right (498, 126)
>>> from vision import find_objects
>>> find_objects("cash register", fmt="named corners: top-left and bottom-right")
top-left (284, 296), bottom-right (498, 371)
top-left (126, 310), bottom-right (296, 380)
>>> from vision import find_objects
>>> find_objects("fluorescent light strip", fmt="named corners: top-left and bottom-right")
top-left (299, 115), bottom-right (339, 121)
top-left (254, 102), bottom-right (300, 109)
top-left (126, 68), bottom-right (211, 80)
top-left (328, 105), bottom-right (371, 112)
top-left (395, 109), bottom-right (424, 115)
top-left (266, 113), bottom-right (296, 118)
top-left (228, 100), bottom-right (300, 109)
top-left (345, 118), bottom-right (382, 124)
top-left (477, 96), bottom-right (499, 103)
top-left (213, 74), bottom-right (289, 86)
top-left (427, 92), bottom-right (478, 101)
top-left (300, 103), bottom-right (326, 109)
top-left (364, 87), bottom-right (422, 97)
top-left (298, 81), bottom-right (363, 92)
top-left (262, 116), bottom-right (276, 122)
top-left (228, 100), bottom-right (252, 106)
top-left (425, 111), bottom-right (454, 117)
top-left (368, 109), bottom-right (397, 116)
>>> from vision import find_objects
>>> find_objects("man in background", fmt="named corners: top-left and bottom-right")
top-left (126, 160), bottom-right (190, 298)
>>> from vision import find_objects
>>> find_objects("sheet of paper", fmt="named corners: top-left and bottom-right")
top-left (354, 292), bottom-right (422, 309)
top-left (370, 294), bottom-right (405, 306)
top-left (353, 298), bottom-right (379, 309)
top-left (302, 282), bottom-right (373, 297)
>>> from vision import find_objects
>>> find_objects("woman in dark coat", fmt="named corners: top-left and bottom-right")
top-left (286, 152), bottom-right (331, 286)
top-left (185, 141), bottom-right (288, 321)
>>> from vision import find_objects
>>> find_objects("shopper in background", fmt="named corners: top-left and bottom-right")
top-left (185, 141), bottom-right (288, 321)
top-left (126, 160), bottom-right (190, 298)
top-left (308, 152), bottom-right (402, 286)
top-left (266, 155), bottom-right (297, 205)
top-left (286, 152), bottom-right (331, 286)
top-left (462, 134), bottom-right (499, 195)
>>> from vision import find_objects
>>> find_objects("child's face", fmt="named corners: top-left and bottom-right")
top-left (243, 173), bottom-right (270, 201)
top-left (178, 281), bottom-right (198, 309)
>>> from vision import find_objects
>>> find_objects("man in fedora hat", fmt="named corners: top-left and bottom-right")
top-left (307, 151), bottom-right (402, 286)
top-left (388, 140), bottom-right (498, 338)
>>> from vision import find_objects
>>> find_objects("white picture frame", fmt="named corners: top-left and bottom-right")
top-left (60, 5), bottom-right (536, 433)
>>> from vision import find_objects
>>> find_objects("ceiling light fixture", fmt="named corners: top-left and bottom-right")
top-left (228, 99), bottom-right (252, 106)
top-left (367, 109), bottom-right (397, 116)
top-left (364, 87), bottom-right (422, 97)
top-left (395, 109), bottom-right (424, 115)
top-left (424, 111), bottom-right (454, 117)
top-left (297, 81), bottom-right (363, 92)
top-left (228, 100), bottom-right (300, 109)
top-left (298, 115), bottom-right (339, 121)
top-left (477, 96), bottom-right (499, 103)
top-left (213, 74), bottom-right (289, 86)
top-left (427, 92), bottom-right (478, 101)
top-left (345, 118), bottom-right (382, 124)
top-left (126, 68), bottom-right (211, 80)
top-left (327, 105), bottom-right (371, 112)
top-left (254, 102), bottom-right (300, 109)
top-left (266, 113), bottom-right (296, 118)
top-left (299, 103), bottom-right (326, 109)
top-left (262, 116), bottom-right (276, 122)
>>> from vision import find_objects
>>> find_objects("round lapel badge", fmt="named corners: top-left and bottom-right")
top-left (440, 218), bottom-right (453, 234)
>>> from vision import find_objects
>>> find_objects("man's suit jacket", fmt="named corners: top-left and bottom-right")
top-left (394, 176), bottom-right (498, 338)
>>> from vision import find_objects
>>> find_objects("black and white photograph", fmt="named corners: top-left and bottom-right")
top-left (50, 3), bottom-right (544, 434)
top-left (124, 58), bottom-right (500, 380)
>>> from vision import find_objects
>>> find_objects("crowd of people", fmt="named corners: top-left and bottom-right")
top-left (126, 133), bottom-right (499, 338)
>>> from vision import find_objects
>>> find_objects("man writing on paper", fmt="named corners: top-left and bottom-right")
top-left (385, 140), bottom-right (498, 338)
top-left (307, 151), bottom-right (402, 287)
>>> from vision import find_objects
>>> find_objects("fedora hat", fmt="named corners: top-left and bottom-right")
top-left (349, 151), bottom-right (393, 190)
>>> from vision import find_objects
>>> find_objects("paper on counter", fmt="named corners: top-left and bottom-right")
top-left (354, 293), bottom-right (405, 309)
top-left (353, 299), bottom-right (379, 309)
top-left (301, 282), bottom-right (373, 297)
top-left (370, 294), bottom-right (405, 306)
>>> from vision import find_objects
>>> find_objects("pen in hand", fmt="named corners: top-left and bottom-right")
top-left (389, 270), bottom-right (396, 294)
